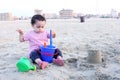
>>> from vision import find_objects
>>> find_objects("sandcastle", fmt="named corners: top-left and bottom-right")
top-left (87, 50), bottom-right (102, 63)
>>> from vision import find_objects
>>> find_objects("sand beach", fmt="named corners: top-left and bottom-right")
top-left (0, 18), bottom-right (120, 80)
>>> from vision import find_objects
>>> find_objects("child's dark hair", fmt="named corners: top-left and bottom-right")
top-left (31, 14), bottom-right (46, 25)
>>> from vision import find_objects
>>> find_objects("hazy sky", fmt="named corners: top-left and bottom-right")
top-left (0, 0), bottom-right (120, 17)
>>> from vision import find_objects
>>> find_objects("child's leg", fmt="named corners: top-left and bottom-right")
top-left (53, 48), bottom-right (64, 66)
top-left (30, 49), bottom-right (48, 69)
top-left (53, 48), bottom-right (63, 59)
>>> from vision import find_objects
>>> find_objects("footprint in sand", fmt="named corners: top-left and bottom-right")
top-left (64, 58), bottom-right (78, 69)
top-left (66, 58), bottom-right (78, 63)
top-left (69, 75), bottom-right (84, 80)
top-left (115, 69), bottom-right (120, 74)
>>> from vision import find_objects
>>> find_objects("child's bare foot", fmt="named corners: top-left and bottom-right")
top-left (39, 61), bottom-right (48, 69)
top-left (53, 59), bottom-right (64, 66)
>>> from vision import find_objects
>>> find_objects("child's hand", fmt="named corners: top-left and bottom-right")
top-left (47, 30), bottom-right (56, 38)
top-left (16, 29), bottom-right (24, 35)
top-left (52, 31), bottom-right (56, 38)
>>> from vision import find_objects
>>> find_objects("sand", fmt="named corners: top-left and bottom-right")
top-left (0, 18), bottom-right (120, 80)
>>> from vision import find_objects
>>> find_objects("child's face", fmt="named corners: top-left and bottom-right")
top-left (32, 20), bottom-right (46, 33)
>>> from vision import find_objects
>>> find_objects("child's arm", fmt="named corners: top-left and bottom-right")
top-left (16, 29), bottom-right (25, 42)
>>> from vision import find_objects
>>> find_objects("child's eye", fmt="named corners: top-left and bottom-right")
top-left (36, 26), bottom-right (44, 28)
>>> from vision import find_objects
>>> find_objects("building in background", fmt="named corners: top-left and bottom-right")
top-left (110, 9), bottom-right (118, 18)
top-left (118, 13), bottom-right (120, 18)
top-left (59, 9), bottom-right (73, 19)
top-left (13, 16), bottom-right (19, 20)
top-left (43, 13), bottom-right (57, 19)
top-left (0, 13), bottom-right (13, 21)
top-left (72, 13), bottom-right (78, 18)
top-left (34, 9), bottom-right (43, 15)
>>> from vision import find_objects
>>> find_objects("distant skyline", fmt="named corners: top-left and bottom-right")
top-left (0, 0), bottom-right (120, 17)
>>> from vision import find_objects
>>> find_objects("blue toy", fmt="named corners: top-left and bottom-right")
top-left (40, 30), bottom-right (56, 63)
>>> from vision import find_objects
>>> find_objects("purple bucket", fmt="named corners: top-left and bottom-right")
top-left (40, 45), bottom-right (56, 63)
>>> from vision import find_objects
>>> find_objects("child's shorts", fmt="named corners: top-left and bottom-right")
top-left (30, 48), bottom-right (63, 63)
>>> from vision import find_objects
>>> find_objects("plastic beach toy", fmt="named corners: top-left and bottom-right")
top-left (16, 57), bottom-right (36, 72)
top-left (40, 30), bottom-right (56, 63)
